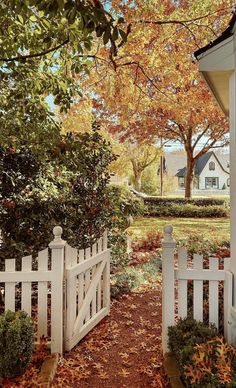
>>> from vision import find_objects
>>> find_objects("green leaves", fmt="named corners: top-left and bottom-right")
top-left (17, 14), bottom-right (24, 24)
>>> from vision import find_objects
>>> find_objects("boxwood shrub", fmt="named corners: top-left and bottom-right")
top-left (168, 318), bottom-right (236, 387)
top-left (0, 310), bottom-right (34, 378)
top-left (143, 197), bottom-right (228, 206)
top-left (145, 203), bottom-right (229, 218)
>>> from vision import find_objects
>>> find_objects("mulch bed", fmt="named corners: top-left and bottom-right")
top-left (52, 282), bottom-right (169, 387)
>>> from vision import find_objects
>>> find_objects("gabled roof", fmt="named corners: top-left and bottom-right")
top-left (175, 151), bottom-right (229, 177)
top-left (194, 13), bottom-right (236, 58)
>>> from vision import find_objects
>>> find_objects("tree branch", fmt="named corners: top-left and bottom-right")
top-left (192, 124), bottom-right (210, 150)
top-left (0, 39), bottom-right (70, 62)
top-left (136, 6), bottom-right (233, 27)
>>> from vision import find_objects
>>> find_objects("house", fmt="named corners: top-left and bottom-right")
top-left (176, 151), bottom-right (229, 190)
top-left (194, 12), bottom-right (236, 343)
top-left (164, 151), bottom-right (229, 191)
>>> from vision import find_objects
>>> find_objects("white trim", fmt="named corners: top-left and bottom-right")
top-left (198, 36), bottom-right (234, 71)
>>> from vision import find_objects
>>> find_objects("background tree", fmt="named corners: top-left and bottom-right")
top-left (79, 0), bottom-right (231, 198)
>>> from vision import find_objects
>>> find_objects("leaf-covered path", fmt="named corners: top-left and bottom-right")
top-left (53, 280), bottom-right (169, 387)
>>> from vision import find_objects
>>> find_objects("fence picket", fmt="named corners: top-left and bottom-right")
top-left (91, 243), bottom-right (97, 317)
top-left (21, 256), bottom-right (32, 316)
top-left (178, 247), bottom-right (187, 319)
top-left (97, 238), bottom-right (103, 310)
top-left (38, 249), bottom-right (48, 340)
top-left (65, 244), bottom-right (78, 343)
top-left (193, 254), bottom-right (203, 321)
top-left (209, 257), bottom-right (219, 329)
top-left (78, 249), bottom-right (85, 312)
top-left (224, 257), bottom-right (231, 271)
top-left (5, 259), bottom-right (16, 312)
top-left (85, 248), bottom-right (91, 322)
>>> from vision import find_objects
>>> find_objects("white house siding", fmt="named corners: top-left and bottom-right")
top-left (198, 154), bottom-right (229, 190)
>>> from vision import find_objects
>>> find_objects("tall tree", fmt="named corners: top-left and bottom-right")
top-left (79, 0), bottom-right (231, 197)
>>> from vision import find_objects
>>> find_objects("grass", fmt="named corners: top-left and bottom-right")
top-left (128, 217), bottom-right (230, 242)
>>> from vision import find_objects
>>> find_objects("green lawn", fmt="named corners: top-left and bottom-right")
top-left (128, 217), bottom-right (230, 242)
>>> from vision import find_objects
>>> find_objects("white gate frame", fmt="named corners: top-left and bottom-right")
top-left (64, 231), bottom-right (110, 351)
top-left (162, 225), bottom-right (233, 354)
top-left (0, 226), bottom-right (110, 354)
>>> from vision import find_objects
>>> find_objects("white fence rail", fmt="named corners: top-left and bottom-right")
top-left (0, 226), bottom-right (110, 354)
top-left (162, 225), bottom-right (233, 354)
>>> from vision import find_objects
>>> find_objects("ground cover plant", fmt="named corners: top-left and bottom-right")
top-left (168, 318), bottom-right (236, 387)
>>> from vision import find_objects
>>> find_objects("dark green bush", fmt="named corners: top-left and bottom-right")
top-left (0, 131), bottom-right (117, 267)
top-left (145, 203), bottom-right (229, 218)
top-left (168, 317), bottom-right (217, 372)
top-left (0, 310), bottom-right (34, 378)
top-left (168, 317), bottom-right (236, 387)
top-left (143, 197), bottom-right (228, 206)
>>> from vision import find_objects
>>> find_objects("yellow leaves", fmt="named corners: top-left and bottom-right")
top-left (119, 352), bottom-right (129, 360)
top-left (118, 368), bottom-right (130, 377)
top-left (97, 370), bottom-right (109, 379)
top-left (139, 365), bottom-right (153, 376)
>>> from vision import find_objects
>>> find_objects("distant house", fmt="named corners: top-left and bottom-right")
top-left (165, 151), bottom-right (229, 190)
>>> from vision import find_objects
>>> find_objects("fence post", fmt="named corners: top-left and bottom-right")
top-left (162, 225), bottom-right (176, 354)
top-left (49, 226), bottom-right (66, 354)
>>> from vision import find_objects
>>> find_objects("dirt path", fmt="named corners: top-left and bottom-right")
top-left (53, 281), bottom-right (169, 387)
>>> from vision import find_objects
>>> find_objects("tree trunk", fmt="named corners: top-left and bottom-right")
top-left (131, 159), bottom-right (143, 191)
top-left (185, 154), bottom-right (194, 199)
top-left (133, 171), bottom-right (142, 191)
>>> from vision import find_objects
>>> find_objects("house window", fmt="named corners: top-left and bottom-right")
top-left (178, 177), bottom-right (185, 188)
top-left (205, 177), bottom-right (219, 189)
top-left (227, 178), bottom-right (230, 187)
top-left (209, 161), bottom-right (215, 171)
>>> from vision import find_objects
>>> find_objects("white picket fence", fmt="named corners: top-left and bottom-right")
top-left (0, 226), bottom-right (110, 354)
top-left (162, 225), bottom-right (233, 354)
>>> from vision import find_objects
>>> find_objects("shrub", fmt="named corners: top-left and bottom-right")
top-left (168, 317), bottom-right (236, 387)
top-left (143, 197), bottom-right (228, 206)
top-left (132, 231), bottom-right (163, 253)
top-left (0, 131), bottom-right (117, 266)
top-left (111, 271), bottom-right (139, 298)
top-left (168, 317), bottom-right (217, 370)
top-left (144, 203), bottom-right (229, 218)
top-left (0, 310), bottom-right (34, 378)
top-left (184, 336), bottom-right (236, 387)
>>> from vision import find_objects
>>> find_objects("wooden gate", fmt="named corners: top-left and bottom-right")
top-left (64, 230), bottom-right (110, 351)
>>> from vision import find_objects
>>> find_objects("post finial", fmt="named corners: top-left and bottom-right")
top-left (49, 226), bottom-right (66, 249)
top-left (53, 226), bottom-right (63, 241)
top-left (163, 225), bottom-right (174, 243)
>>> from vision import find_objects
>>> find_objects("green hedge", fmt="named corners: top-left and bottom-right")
top-left (0, 310), bottom-right (34, 378)
top-left (144, 203), bottom-right (229, 218)
top-left (143, 196), bottom-right (228, 206)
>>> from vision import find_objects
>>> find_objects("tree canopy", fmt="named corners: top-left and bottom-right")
top-left (77, 0), bottom-right (232, 197)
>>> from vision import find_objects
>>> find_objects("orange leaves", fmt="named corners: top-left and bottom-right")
top-left (7, 287), bottom-right (167, 387)
top-left (118, 368), bottom-right (130, 377)
top-left (184, 336), bottom-right (236, 385)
